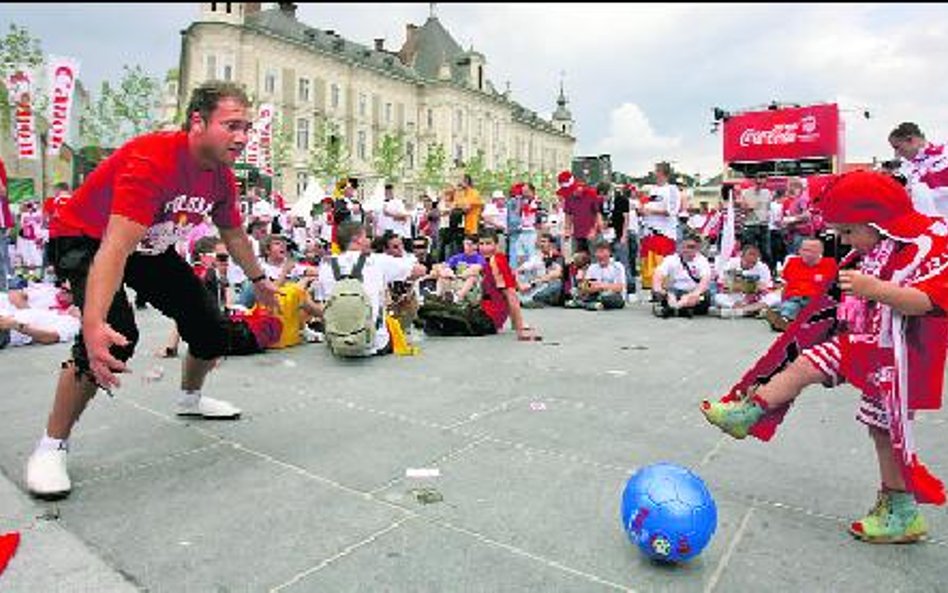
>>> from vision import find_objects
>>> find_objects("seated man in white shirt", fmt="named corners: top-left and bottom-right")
top-left (0, 282), bottom-right (80, 349)
top-left (651, 233), bottom-right (712, 318)
top-left (565, 240), bottom-right (626, 310)
top-left (315, 221), bottom-right (423, 356)
top-left (712, 244), bottom-right (778, 318)
top-left (516, 232), bottom-right (564, 308)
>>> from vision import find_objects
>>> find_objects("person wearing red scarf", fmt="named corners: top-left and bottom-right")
top-left (702, 170), bottom-right (947, 544)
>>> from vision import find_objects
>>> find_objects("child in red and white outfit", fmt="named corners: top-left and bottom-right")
top-left (702, 170), bottom-right (948, 544)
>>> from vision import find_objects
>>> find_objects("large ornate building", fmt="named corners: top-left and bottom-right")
top-left (178, 2), bottom-right (575, 198)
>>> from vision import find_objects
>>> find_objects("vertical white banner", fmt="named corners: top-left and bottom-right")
top-left (46, 55), bottom-right (80, 156)
top-left (716, 197), bottom-right (736, 277)
top-left (5, 68), bottom-right (39, 160)
top-left (257, 103), bottom-right (274, 177)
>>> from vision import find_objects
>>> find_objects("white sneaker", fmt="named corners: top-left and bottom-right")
top-left (26, 449), bottom-right (71, 499)
top-left (175, 396), bottom-right (241, 420)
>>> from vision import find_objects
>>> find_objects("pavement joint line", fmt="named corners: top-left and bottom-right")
top-left (442, 395), bottom-right (529, 430)
top-left (267, 515), bottom-right (415, 592)
top-left (704, 504), bottom-right (755, 593)
top-left (72, 442), bottom-right (227, 487)
top-left (424, 517), bottom-right (638, 593)
top-left (699, 437), bottom-right (729, 467)
top-left (367, 435), bottom-right (491, 496)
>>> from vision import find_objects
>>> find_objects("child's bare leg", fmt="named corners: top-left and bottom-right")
top-left (754, 356), bottom-right (828, 408)
top-left (457, 276), bottom-right (476, 301)
top-left (869, 426), bottom-right (907, 491)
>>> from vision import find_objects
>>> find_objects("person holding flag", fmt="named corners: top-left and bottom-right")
top-left (701, 170), bottom-right (948, 543)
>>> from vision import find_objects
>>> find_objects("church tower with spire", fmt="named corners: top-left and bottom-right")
top-left (552, 80), bottom-right (574, 137)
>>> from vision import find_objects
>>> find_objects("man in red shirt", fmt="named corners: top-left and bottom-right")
top-left (477, 229), bottom-right (541, 341)
top-left (763, 237), bottom-right (838, 331)
top-left (25, 82), bottom-right (279, 500)
top-left (564, 184), bottom-right (603, 256)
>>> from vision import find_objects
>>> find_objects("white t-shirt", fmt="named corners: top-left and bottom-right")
top-left (5, 308), bottom-right (80, 346)
top-left (768, 200), bottom-right (783, 231)
top-left (721, 257), bottom-right (772, 292)
top-left (642, 184), bottom-right (680, 239)
top-left (585, 259), bottom-right (627, 293)
top-left (315, 251), bottom-right (414, 354)
top-left (261, 259), bottom-right (308, 283)
top-left (899, 142), bottom-right (948, 218)
top-left (656, 253), bottom-right (712, 292)
top-left (379, 197), bottom-right (412, 238)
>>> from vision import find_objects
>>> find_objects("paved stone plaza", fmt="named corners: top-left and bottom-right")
top-left (0, 302), bottom-right (946, 592)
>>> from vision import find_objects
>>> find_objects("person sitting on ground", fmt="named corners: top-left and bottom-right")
top-left (652, 233), bottom-right (712, 318)
top-left (419, 229), bottom-right (540, 341)
top-left (516, 232), bottom-right (564, 308)
top-left (380, 231), bottom-right (427, 336)
top-left (712, 244), bottom-right (775, 318)
top-left (315, 221), bottom-right (422, 356)
top-left (762, 237), bottom-right (839, 331)
top-left (159, 235), bottom-right (235, 358)
top-left (432, 235), bottom-right (485, 304)
top-left (562, 250), bottom-right (591, 305)
top-left (565, 240), bottom-right (627, 310)
top-left (0, 280), bottom-right (80, 349)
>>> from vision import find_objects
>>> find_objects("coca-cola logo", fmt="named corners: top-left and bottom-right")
top-left (738, 114), bottom-right (821, 147)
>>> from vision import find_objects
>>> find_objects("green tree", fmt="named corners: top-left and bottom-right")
top-left (79, 65), bottom-right (159, 150)
top-left (492, 158), bottom-right (520, 195)
top-left (373, 131), bottom-right (405, 183)
top-left (0, 23), bottom-right (45, 137)
top-left (269, 110), bottom-right (294, 175)
top-left (420, 142), bottom-right (448, 191)
top-left (307, 118), bottom-right (350, 186)
top-left (463, 149), bottom-right (492, 192)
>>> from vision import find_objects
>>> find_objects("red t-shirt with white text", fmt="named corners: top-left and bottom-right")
top-left (51, 131), bottom-right (241, 254)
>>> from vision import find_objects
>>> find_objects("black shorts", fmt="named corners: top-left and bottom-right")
top-left (47, 236), bottom-right (228, 373)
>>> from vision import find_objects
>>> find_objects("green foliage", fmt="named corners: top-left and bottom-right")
top-left (420, 142), bottom-right (448, 191)
top-left (307, 118), bottom-right (351, 186)
top-left (79, 65), bottom-right (159, 150)
top-left (269, 110), bottom-right (294, 175)
top-left (463, 149), bottom-right (491, 192)
top-left (0, 23), bottom-right (45, 137)
top-left (373, 131), bottom-right (405, 183)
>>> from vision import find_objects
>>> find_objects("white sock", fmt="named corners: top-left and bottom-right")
top-left (37, 432), bottom-right (68, 453)
top-left (177, 390), bottom-right (201, 407)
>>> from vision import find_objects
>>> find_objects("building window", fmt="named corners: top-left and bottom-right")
top-left (298, 78), bottom-right (311, 102)
top-left (427, 108), bottom-right (433, 129)
top-left (454, 144), bottom-right (463, 165)
top-left (225, 2), bottom-right (232, 14)
top-left (477, 118), bottom-right (483, 139)
top-left (359, 93), bottom-right (367, 117)
top-left (205, 54), bottom-right (217, 80)
top-left (357, 130), bottom-right (367, 160)
top-left (385, 102), bottom-right (392, 124)
top-left (454, 109), bottom-right (463, 133)
top-left (222, 64), bottom-right (233, 81)
top-left (406, 141), bottom-right (414, 169)
top-left (477, 65), bottom-right (483, 91)
top-left (331, 84), bottom-right (340, 109)
top-left (264, 69), bottom-right (277, 94)
top-left (296, 171), bottom-right (308, 197)
top-left (296, 118), bottom-right (310, 151)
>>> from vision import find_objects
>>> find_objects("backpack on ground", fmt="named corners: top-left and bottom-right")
top-left (323, 254), bottom-right (377, 357)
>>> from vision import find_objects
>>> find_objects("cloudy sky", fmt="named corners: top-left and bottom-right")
top-left (3, 2), bottom-right (947, 177)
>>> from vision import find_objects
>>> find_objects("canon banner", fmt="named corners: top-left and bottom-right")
top-left (5, 68), bottom-right (39, 160)
top-left (723, 104), bottom-right (840, 163)
top-left (257, 103), bottom-right (275, 177)
top-left (46, 56), bottom-right (80, 156)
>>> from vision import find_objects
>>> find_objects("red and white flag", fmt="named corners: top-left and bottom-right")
top-left (5, 68), bottom-right (39, 160)
top-left (46, 56), bottom-right (80, 156)
top-left (256, 103), bottom-right (275, 177)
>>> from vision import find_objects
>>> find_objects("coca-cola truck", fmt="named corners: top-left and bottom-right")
top-left (721, 102), bottom-right (844, 195)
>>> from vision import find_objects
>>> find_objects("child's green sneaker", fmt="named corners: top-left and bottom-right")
top-left (849, 490), bottom-right (927, 544)
top-left (700, 394), bottom-right (766, 440)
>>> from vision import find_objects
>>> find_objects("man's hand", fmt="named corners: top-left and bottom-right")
top-left (0, 315), bottom-right (15, 331)
top-left (83, 321), bottom-right (130, 389)
top-left (253, 278), bottom-right (281, 312)
top-left (839, 270), bottom-right (881, 300)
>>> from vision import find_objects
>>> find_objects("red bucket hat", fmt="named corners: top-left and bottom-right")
top-left (813, 170), bottom-right (940, 239)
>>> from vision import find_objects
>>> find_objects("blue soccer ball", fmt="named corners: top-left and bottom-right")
top-left (620, 462), bottom-right (717, 562)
